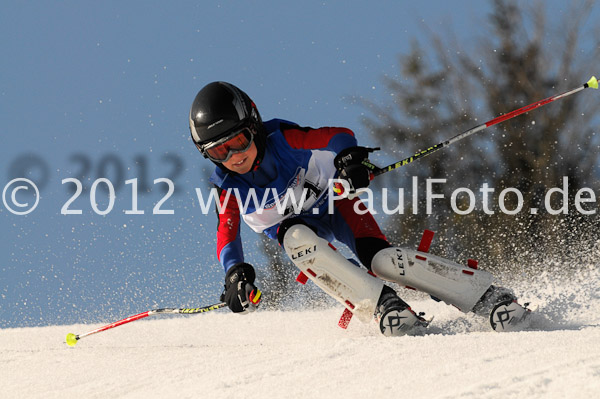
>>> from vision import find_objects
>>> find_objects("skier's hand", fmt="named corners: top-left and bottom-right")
top-left (221, 262), bottom-right (262, 313)
top-left (334, 146), bottom-right (373, 194)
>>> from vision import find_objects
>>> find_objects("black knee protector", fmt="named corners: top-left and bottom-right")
top-left (355, 237), bottom-right (391, 270)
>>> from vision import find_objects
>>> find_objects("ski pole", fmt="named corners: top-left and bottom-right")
top-left (364, 75), bottom-right (599, 177)
top-left (65, 302), bottom-right (227, 347)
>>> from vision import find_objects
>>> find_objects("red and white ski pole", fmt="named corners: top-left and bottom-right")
top-left (65, 302), bottom-right (226, 346)
top-left (363, 75), bottom-right (599, 176)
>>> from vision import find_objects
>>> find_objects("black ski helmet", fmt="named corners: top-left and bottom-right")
top-left (189, 82), bottom-right (266, 170)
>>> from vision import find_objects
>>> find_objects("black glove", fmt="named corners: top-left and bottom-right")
top-left (220, 263), bottom-right (262, 313)
top-left (333, 146), bottom-right (375, 194)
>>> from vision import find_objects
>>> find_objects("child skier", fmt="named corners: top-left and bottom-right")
top-left (189, 81), bottom-right (529, 336)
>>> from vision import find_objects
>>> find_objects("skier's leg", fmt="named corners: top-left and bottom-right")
top-left (371, 247), bottom-right (496, 313)
top-left (371, 244), bottom-right (532, 331)
top-left (328, 196), bottom-right (391, 267)
top-left (328, 197), bottom-right (431, 334)
top-left (278, 218), bottom-right (426, 335)
top-left (294, 198), bottom-right (428, 335)
top-left (278, 218), bottom-right (382, 322)
top-left (328, 199), bottom-right (529, 330)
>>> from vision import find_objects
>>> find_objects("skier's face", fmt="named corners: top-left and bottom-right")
top-left (222, 141), bottom-right (257, 174)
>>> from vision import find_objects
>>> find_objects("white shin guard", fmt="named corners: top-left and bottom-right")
top-left (371, 247), bottom-right (493, 313)
top-left (282, 224), bottom-right (384, 323)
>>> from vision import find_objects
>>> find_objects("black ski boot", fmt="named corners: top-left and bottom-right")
top-left (473, 285), bottom-right (531, 332)
top-left (472, 285), bottom-right (517, 316)
top-left (376, 285), bottom-right (428, 337)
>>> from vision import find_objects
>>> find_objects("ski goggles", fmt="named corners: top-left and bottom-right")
top-left (199, 127), bottom-right (254, 163)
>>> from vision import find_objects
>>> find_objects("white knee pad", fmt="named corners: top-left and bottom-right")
top-left (282, 224), bottom-right (384, 323)
top-left (371, 247), bottom-right (493, 313)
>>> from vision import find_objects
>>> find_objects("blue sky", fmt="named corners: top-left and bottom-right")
top-left (1, 1), bottom-right (596, 327)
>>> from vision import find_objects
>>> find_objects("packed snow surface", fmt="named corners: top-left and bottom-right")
top-left (2, 286), bottom-right (600, 399)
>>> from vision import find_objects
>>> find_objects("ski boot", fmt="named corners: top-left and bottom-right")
top-left (490, 300), bottom-right (532, 332)
top-left (473, 285), bottom-right (531, 332)
top-left (472, 285), bottom-right (516, 316)
top-left (376, 286), bottom-right (429, 337)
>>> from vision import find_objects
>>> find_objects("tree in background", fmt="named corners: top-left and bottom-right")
top-left (361, 0), bottom-right (600, 273)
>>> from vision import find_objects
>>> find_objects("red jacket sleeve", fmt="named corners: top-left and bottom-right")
top-left (215, 186), bottom-right (244, 272)
top-left (280, 123), bottom-right (357, 152)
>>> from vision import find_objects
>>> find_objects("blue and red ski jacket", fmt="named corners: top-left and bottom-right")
top-left (209, 118), bottom-right (357, 272)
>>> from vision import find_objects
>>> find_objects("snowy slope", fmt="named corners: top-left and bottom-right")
top-left (2, 266), bottom-right (599, 398)
top-left (2, 289), bottom-right (600, 399)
